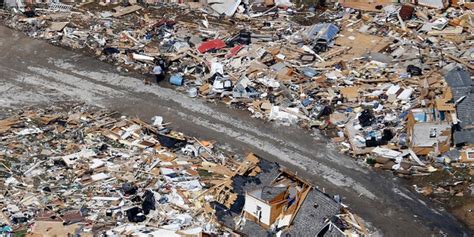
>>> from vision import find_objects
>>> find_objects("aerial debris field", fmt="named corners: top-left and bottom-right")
top-left (0, 0), bottom-right (473, 235)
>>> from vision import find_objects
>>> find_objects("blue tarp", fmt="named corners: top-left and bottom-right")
top-left (413, 112), bottom-right (426, 122)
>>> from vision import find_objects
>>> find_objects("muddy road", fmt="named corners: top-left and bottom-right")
top-left (0, 25), bottom-right (470, 236)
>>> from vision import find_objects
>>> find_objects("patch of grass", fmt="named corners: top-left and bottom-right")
top-left (14, 228), bottom-right (28, 237)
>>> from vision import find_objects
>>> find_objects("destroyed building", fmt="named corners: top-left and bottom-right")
top-left (0, 106), bottom-right (364, 236)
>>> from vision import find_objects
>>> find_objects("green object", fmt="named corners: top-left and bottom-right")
top-left (366, 158), bottom-right (376, 165)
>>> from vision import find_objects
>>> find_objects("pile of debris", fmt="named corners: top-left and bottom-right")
top-left (0, 105), bottom-right (363, 236)
top-left (1, 0), bottom-right (473, 193)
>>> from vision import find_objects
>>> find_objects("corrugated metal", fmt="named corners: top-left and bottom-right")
top-left (305, 23), bottom-right (339, 44)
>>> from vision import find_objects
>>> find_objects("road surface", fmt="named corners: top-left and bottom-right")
top-left (0, 25), bottom-right (469, 236)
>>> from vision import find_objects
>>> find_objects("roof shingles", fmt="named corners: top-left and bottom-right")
top-left (445, 68), bottom-right (474, 144)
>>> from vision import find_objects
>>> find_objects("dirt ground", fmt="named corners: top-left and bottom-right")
top-left (408, 167), bottom-right (474, 231)
top-left (452, 201), bottom-right (474, 230)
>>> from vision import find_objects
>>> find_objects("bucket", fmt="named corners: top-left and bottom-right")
top-left (188, 87), bottom-right (198, 98)
top-left (169, 74), bottom-right (184, 86)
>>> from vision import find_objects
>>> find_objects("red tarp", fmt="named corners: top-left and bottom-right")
top-left (197, 39), bottom-right (226, 54)
top-left (226, 45), bottom-right (244, 58)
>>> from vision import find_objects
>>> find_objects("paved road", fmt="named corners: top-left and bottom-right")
top-left (0, 25), bottom-right (469, 236)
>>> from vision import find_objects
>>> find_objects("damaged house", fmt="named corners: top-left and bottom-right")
top-left (240, 169), bottom-right (365, 236)
top-left (406, 82), bottom-right (457, 156)
top-left (242, 171), bottom-right (312, 230)
top-left (407, 108), bottom-right (452, 156)
top-left (213, 166), bottom-right (366, 236)
top-left (406, 67), bottom-right (473, 159)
